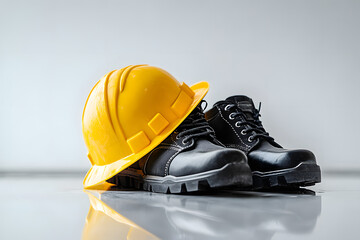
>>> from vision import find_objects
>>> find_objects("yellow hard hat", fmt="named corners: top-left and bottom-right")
top-left (82, 192), bottom-right (159, 240)
top-left (82, 65), bottom-right (209, 188)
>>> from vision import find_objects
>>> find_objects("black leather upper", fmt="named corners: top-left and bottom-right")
top-left (248, 141), bottom-right (316, 172)
top-left (138, 106), bottom-right (248, 177)
top-left (168, 139), bottom-right (247, 177)
top-left (205, 95), bottom-right (317, 172)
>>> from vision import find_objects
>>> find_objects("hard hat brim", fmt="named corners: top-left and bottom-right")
top-left (83, 81), bottom-right (209, 188)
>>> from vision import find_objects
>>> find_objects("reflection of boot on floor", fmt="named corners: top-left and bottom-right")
top-left (98, 191), bottom-right (321, 240)
top-left (205, 95), bottom-right (321, 189)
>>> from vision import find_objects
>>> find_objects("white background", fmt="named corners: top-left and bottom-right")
top-left (1, 0), bottom-right (359, 172)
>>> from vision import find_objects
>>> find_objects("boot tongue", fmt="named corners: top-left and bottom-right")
top-left (226, 95), bottom-right (256, 121)
top-left (177, 105), bottom-right (204, 129)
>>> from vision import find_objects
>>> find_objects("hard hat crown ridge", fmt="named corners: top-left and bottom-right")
top-left (82, 64), bottom-right (209, 188)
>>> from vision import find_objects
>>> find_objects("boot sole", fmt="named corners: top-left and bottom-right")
top-left (251, 162), bottom-right (321, 190)
top-left (110, 162), bottom-right (253, 194)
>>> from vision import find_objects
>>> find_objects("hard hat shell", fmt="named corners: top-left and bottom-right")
top-left (82, 65), bottom-right (209, 188)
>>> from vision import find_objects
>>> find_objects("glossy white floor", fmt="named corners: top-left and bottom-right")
top-left (0, 174), bottom-right (359, 240)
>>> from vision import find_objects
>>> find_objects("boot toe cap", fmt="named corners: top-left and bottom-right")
top-left (249, 148), bottom-right (317, 172)
top-left (169, 148), bottom-right (247, 177)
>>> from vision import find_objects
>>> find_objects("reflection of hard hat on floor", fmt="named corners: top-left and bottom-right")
top-left (82, 192), bottom-right (159, 240)
top-left (82, 65), bottom-right (209, 188)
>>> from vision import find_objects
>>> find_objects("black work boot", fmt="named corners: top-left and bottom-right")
top-left (108, 102), bottom-right (253, 194)
top-left (205, 95), bottom-right (321, 189)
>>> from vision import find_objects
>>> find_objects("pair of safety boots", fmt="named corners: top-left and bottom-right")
top-left (107, 96), bottom-right (321, 193)
top-left (82, 65), bottom-right (321, 193)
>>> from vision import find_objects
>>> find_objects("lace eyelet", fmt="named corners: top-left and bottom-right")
top-left (241, 129), bottom-right (247, 135)
top-left (235, 122), bottom-right (241, 128)
top-left (176, 135), bottom-right (180, 140)
top-left (182, 139), bottom-right (189, 145)
top-left (248, 136), bottom-right (254, 142)
top-left (224, 105), bottom-right (231, 111)
top-left (229, 113), bottom-right (235, 120)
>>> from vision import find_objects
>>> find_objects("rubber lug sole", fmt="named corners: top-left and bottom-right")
top-left (251, 162), bottom-right (321, 190)
top-left (109, 162), bottom-right (253, 194)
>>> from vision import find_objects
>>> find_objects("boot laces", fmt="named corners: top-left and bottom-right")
top-left (224, 101), bottom-right (274, 142)
top-left (176, 100), bottom-right (215, 144)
